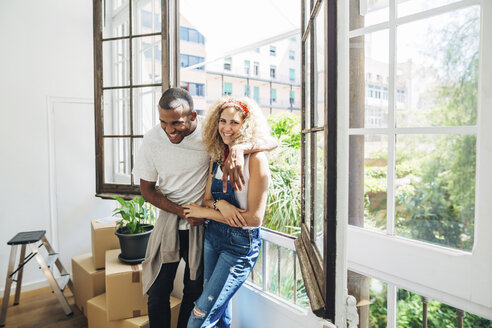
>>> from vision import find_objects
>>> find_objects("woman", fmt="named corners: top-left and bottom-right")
top-left (184, 97), bottom-right (271, 328)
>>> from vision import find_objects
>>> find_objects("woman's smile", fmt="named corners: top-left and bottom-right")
top-left (218, 107), bottom-right (244, 145)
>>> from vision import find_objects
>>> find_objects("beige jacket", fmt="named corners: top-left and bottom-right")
top-left (142, 209), bottom-right (203, 294)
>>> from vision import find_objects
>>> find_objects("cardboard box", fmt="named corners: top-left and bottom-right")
top-left (91, 218), bottom-right (120, 269)
top-left (87, 293), bottom-right (181, 328)
top-left (72, 253), bottom-right (106, 316)
top-left (106, 249), bottom-right (148, 320)
top-left (87, 293), bottom-right (149, 328)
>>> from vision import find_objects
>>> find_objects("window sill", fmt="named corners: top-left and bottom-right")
top-left (95, 192), bottom-right (139, 200)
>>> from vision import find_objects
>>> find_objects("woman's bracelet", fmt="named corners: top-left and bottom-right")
top-left (213, 199), bottom-right (219, 211)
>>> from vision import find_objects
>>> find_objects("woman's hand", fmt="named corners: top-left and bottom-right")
top-left (215, 200), bottom-right (247, 227)
top-left (183, 203), bottom-right (208, 219)
top-left (222, 146), bottom-right (245, 192)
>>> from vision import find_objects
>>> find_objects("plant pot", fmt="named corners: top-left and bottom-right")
top-left (115, 225), bottom-right (153, 264)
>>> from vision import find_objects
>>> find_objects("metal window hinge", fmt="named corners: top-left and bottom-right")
top-left (346, 295), bottom-right (359, 328)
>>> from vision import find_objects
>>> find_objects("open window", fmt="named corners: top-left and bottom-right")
top-left (295, 0), bottom-right (348, 324)
top-left (347, 0), bottom-right (492, 323)
top-left (93, 0), bottom-right (173, 197)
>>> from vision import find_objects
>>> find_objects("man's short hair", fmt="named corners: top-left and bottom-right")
top-left (159, 88), bottom-right (194, 112)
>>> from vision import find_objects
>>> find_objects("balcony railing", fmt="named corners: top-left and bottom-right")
top-left (246, 227), bottom-right (308, 309)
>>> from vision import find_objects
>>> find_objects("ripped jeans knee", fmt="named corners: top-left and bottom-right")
top-left (192, 306), bottom-right (205, 318)
top-left (187, 303), bottom-right (208, 328)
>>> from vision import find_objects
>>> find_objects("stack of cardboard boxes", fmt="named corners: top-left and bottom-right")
top-left (72, 218), bottom-right (181, 328)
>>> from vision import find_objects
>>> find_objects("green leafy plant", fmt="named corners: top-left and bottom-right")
top-left (112, 196), bottom-right (156, 234)
top-left (264, 113), bottom-right (302, 236)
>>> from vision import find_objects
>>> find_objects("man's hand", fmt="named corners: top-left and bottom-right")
top-left (222, 147), bottom-right (245, 192)
top-left (182, 204), bottom-right (205, 226)
top-left (185, 217), bottom-right (205, 226)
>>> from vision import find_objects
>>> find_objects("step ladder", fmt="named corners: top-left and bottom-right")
top-left (0, 230), bottom-right (73, 327)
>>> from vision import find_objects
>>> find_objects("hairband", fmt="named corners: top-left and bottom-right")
top-left (219, 101), bottom-right (249, 117)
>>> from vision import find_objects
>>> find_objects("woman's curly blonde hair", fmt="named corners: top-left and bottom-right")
top-left (203, 96), bottom-right (270, 163)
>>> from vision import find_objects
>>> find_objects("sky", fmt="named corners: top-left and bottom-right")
top-left (180, 0), bottom-right (300, 59)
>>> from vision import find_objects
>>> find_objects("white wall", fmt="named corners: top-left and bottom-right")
top-left (231, 284), bottom-right (334, 328)
top-left (0, 0), bottom-right (114, 292)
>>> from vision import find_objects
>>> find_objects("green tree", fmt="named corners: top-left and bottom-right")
top-left (394, 9), bottom-right (479, 250)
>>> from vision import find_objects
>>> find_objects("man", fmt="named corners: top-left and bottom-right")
top-left (133, 88), bottom-right (275, 328)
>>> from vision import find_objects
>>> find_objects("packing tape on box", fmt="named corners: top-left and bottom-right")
top-left (133, 310), bottom-right (141, 317)
top-left (131, 265), bottom-right (140, 283)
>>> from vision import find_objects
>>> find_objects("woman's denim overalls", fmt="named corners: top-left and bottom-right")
top-left (187, 162), bottom-right (261, 328)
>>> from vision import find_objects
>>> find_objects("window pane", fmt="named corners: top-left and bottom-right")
top-left (397, 288), bottom-right (492, 327)
top-left (304, 133), bottom-right (311, 231)
top-left (179, 17), bottom-right (207, 111)
top-left (103, 88), bottom-right (130, 136)
top-left (103, 0), bottom-right (129, 39)
top-left (250, 242), bottom-right (263, 286)
top-left (289, 50), bottom-right (295, 60)
top-left (395, 134), bottom-right (476, 251)
top-left (224, 82), bottom-right (232, 94)
top-left (350, 29), bottom-right (389, 129)
top-left (180, 26), bottom-right (189, 41)
top-left (265, 113), bottom-right (302, 235)
top-left (349, 134), bottom-right (388, 232)
top-left (396, 6), bottom-right (479, 127)
top-left (289, 68), bottom-right (295, 81)
top-left (314, 132), bottom-right (324, 258)
top-left (350, 0), bottom-right (389, 28)
top-left (133, 137), bottom-right (143, 185)
top-left (313, 4), bottom-right (325, 127)
top-left (348, 271), bottom-right (388, 328)
top-left (133, 86), bottom-right (161, 135)
top-left (398, 0), bottom-right (463, 17)
top-left (304, 0), bottom-right (311, 30)
top-left (133, 35), bottom-right (162, 85)
top-left (304, 33), bottom-right (311, 128)
top-left (279, 248), bottom-right (296, 302)
top-left (103, 39), bottom-right (130, 87)
top-left (132, 0), bottom-right (161, 35)
top-left (104, 137), bottom-right (131, 184)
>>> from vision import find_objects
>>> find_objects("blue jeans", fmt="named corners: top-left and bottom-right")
top-left (187, 162), bottom-right (261, 328)
top-left (148, 230), bottom-right (203, 328)
top-left (187, 221), bottom-right (260, 328)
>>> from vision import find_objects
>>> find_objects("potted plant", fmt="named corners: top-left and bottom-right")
top-left (112, 196), bottom-right (155, 264)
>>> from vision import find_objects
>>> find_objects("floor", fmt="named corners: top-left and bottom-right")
top-left (0, 287), bottom-right (87, 328)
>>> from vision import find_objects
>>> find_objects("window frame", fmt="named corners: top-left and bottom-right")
top-left (93, 0), bottom-right (172, 197)
top-left (289, 68), bottom-right (296, 81)
top-left (223, 82), bottom-right (232, 95)
top-left (253, 85), bottom-right (260, 102)
top-left (295, 0), bottom-right (345, 323)
top-left (346, 0), bottom-right (492, 320)
top-left (224, 56), bottom-right (232, 71)
top-left (289, 49), bottom-right (296, 60)
top-left (271, 88), bottom-right (277, 102)
top-left (270, 65), bottom-right (276, 78)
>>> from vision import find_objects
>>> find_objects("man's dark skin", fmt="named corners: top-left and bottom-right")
top-left (139, 103), bottom-right (274, 226)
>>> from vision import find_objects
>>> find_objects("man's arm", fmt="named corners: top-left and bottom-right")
top-left (222, 135), bottom-right (278, 192)
top-left (140, 179), bottom-right (204, 226)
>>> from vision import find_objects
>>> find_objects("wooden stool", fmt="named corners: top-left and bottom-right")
top-left (0, 230), bottom-right (73, 327)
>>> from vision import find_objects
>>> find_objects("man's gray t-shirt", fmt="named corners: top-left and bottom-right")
top-left (133, 116), bottom-right (210, 229)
